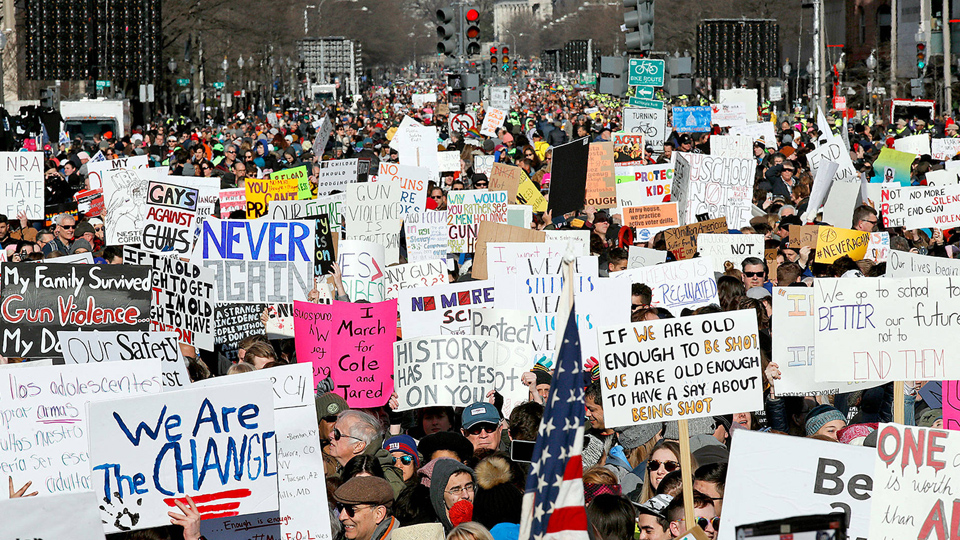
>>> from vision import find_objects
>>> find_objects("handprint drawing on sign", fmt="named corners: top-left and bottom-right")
top-left (100, 491), bottom-right (143, 531)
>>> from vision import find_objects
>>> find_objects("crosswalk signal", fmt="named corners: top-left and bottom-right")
top-left (436, 7), bottom-right (456, 56)
top-left (464, 7), bottom-right (481, 55)
top-left (917, 42), bottom-right (926, 70)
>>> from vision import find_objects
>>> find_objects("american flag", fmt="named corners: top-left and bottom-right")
top-left (518, 305), bottom-right (589, 540)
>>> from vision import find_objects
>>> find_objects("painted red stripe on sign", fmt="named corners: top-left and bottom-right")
top-left (163, 489), bottom-right (252, 506)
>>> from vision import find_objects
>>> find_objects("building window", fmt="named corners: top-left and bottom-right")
top-left (877, 6), bottom-right (891, 44)
top-left (859, 8), bottom-right (866, 44)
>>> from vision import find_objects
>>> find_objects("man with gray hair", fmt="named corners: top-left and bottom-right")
top-left (327, 409), bottom-right (406, 497)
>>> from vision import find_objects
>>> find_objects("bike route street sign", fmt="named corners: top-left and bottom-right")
top-left (628, 59), bottom-right (665, 87)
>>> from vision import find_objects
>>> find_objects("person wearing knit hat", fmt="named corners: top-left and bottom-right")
top-left (333, 476), bottom-right (398, 540)
top-left (316, 392), bottom-right (349, 447)
top-left (472, 455), bottom-right (523, 530)
top-left (804, 404), bottom-right (847, 440)
top-left (426, 458), bottom-right (476, 533)
top-left (383, 435), bottom-right (419, 483)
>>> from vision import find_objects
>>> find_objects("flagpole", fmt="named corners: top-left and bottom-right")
top-left (677, 419), bottom-right (696, 532)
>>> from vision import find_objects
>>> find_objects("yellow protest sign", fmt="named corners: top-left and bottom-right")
top-left (245, 165), bottom-right (308, 218)
top-left (517, 179), bottom-right (547, 212)
top-left (814, 226), bottom-right (869, 263)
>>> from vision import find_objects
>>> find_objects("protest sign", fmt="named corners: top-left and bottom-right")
top-left (46, 252), bottom-right (94, 264)
top-left (472, 222), bottom-right (546, 279)
top-left (887, 249), bottom-right (960, 277)
top-left (191, 177), bottom-right (222, 243)
top-left (344, 180), bottom-right (403, 264)
top-left (729, 122), bottom-right (778, 149)
top-left (489, 162), bottom-right (525, 203)
top-left (613, 132), bottom-right (646, 165)
top-left (623, 203), bottom-right (679, 234)
top-left (489, 86), bottom-right (511, 109)
top-left (474, 155), bottom-right (494, 176)
top-left (329, 300), bottom-right (396, 407)
top-left (696, 233), bottom-right (764, 274)
top-left (142, 177), bottom-right (199, 255)
top-left (272, 193), bottom-right (344, 232)
top-left (597, 309), bottom-right (762, 427)
top-left (789, 224), bottom-right (820, 249)
top-left (447, 189), bottom-right (509, 253)
top-left (412, 93), bottom-right (437, 107)
top-left (438, 150), bottom-right (462, 172)
top-left (87, 155), bottom-right (149, 190)
top-left (103, 167), bottom-right (160, 245)
top-left (385, 259), bottom-right (448, 300)
top-left (265, 302), bottom-right (295, 339)
top-left (193, 364), bottom-right (331, 540)
top-left (0, 361), bottom-right (161, 499)
top-left (75, 188), bottom-right (105, 217)
top-left (808, 137), bottom-right (858, 183)
top-left (719, 88), bottom-right (759, 122)
top-left (663, 217), bottom-right (729, 259)
top-left (893, 133), bottom-right (931, 156)
top-left (480, 107), bottom-right (507, 136)
top-left (547, 137), bottom-right (590, 216)
top-left (585, 142), bottom-right (617, 209)
top-left (517, 179), bottom-right (547, 212)
top-left (802, 160), bottom-right (840, 223)
top-left (507, 204), bottom-right (533, 227)
top-left (623, 108), bottom-right (667, 150)
top-left (932, 138), bottom-right (960, 161)
top-left (0, 491), bottom-right (106, 540)
top-left (87, 380), bottom-right (277, 533)
top-left (868, 424), bottom-right (960, 540)
top-left (628, 246), bottom-right (667, 268)
top-left (336, 239), bottom-right (386, 302)
top-left (315, 158), bottom-right (359, 197)
top-left (398, 280), bottom-right (495, 338)
top-left (870, 147), bottom-right (916, 185)
top-left (813, 276), bottom-right (960, 382)
top-left (219, 188), bottom-right (246, 217)
top-left (900, 183), bottom-right (960, 229)
top-left (708, 103), bottom-right (747, 128)
top-left (394, 335), bottom-right (498, 411)
top-left (313, 114), bottom-right (334, 153)
top-left (0, 152), bottom-right (44, 219)
top-left (471, 308), bottom-right (537, 415)
top-left (711, 135), bottom-right (754, 160)
top-left (946, 382), bottom-right (960, 430)
top-left (610, 257), bottom-right (718, 314)
top-left (0, 263), bottom-right (152, 357)
top-left (671, 106), bottom-right (712, 132)
top-left (616, 165), bottom-right (673, 208)
top-left (879, 184), bottom-right (905, 228)
top-left (214, 303), bottom-right (265, 363)
top-left (866, 232), bottom-right (890, 263)
top-left (293, 300), bottom-right (333, 386)
top-left (405, 210), bottom-right (449, 262)
top-left (376, 162), bottom-right (428, 216)
top-left (59, 330), bottom-right (189, 390)
top-left (487, 244), bottom-right (592, 282)
top-left (821, 179), bottom-right (862, 227)
top-left (193, 218), bottom-right (315, 303)
top-left (771, 288), bottom-right (879, 396)
top-left (245, 166), bottom-right (306, 218)
top-left (673, 153), bottom-right (755, 229)
top-left (813, 226), bottom-right (869, 263)
top-left (719, 430), bottom-right (874, 540)
top-left (924, 169), bottom-right (960, 186)
top-left (545, 230), bottom-right (591, 254)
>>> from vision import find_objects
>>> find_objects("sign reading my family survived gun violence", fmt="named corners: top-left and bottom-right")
top-left (0, 263), bottom-right (152, 357)
top-left (597, 310), bottom-right (763, 427)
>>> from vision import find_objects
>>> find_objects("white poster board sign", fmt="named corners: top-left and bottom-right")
top-left (673, 153), bottom-right (755, 229)
top-left (394, 335), bottom-right (498, 412)
top-left (59, 330), bottom-right (190, 390)
top-left (718, 88), bottom-right (758, 122)
top-left (398, 280), bottom-right (495, 338)
top-left (628, 246), bottom-right (667, 269)
top-left (695, 233), bottom-right (764, 274)
top-left (887, 249), bottom-right (960, 277)
top-left (623, 107), bottom-right (667, 150)
top-left (611, 257), bottom-right (718, 315)
top-left (893, 133), bottom-right (931, 156)
top-left (0, 491), bottom-right (107, 540)
top-left (0, 152), bottom-right (44, 219)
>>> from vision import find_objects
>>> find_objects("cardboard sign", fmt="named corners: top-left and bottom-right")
top-left (598, 309), bottom-right (763, 427)
top-left (472, 222), bottom-right (546, 280)
top-left (103, 167), bottom-right (160, 245)
top-left (869, 424), bottom-right (960, 540)
top-left (663, 217), bottom-right (729, 260)
top-left (394, 335), bottom-right (498, 411)
top-left (789, 225), bottom-right (820, 249)
top-left (585, 142), bottom-right (617, 209)
top-left (489, 162), bottom-right (525, 203)
top-left (330, 300), bottom-right (396, 407)
top-left (931, 138), bottom-right (960, 161)
top-left (336, 239), bottom-right (386, 302)
top-left (315, 158), bottom-right (359, 197)
top-left (406, 210), bottom-right (449, 263)
top-left (548, 137), bottom-right (591, 216)
top-left (628, 246), bottom-right (667, 269)
top-left (623, 203), bottom-right (679, 231)
top-left (671, 106), bottom-right (712, 132)
top-left (887, 249), bottom-right (960, 277)
top-left (344, 180), bottom-right (403, 264)
top-left (385, 259), bottom-right (448, 300)
top-left (610, 257), bottom-right (719, 315)
top-left (245, 166), bottom-right (305, 218)
top-left (719, 430), bottom-right (874, 540)
top-left (142, 177), bottom-right (199, 255)
top-left (893, 133), bottom-right (931, 156)
top-left (711, 134), bottom-right (754, 160)
top-left (622, 108), bottom-right (667, 150)
top-left (0, 263), bottom-right (152, 357)
top-left (219, 188), bottom-right (246, 217)
top-left (813, 226), bottom-right (869, 263)
top-left (613, 132), bottom-right (645, 165)
top-left (709, 103), bottom-right (747, 128)
top-left (398, 280), bottom-right (496, 338)
top-left (86, 155), bottom-right (149, 190)
top-left (447, 189), bottom-right (509, 253)
top-left (293, 300), bottom-right (333, 386)
top-left (0, 362), bottom-right (161, 499)
top-left (87, 380), bottom-right (278, 532)
top-left (673, 153), bottom-right (755, 229)
top-left (813, 276), bottom-right (960, 382)
top-left (193, 218), bottom-right (315, 303)
top-left (480, 107), bottom-right (507, 137)
top-left (59, 330), bottom-right (189, 390)
top-left (696, 233), bottom-right (765, 274)
top-left (517, 179), bottom-right (547, 212)
top-left (870, 147), bottom-right (916, 185)
top-left (0, 491), bottom-right (107, 540)
top-left (214, 303), bottom-right (265, 363)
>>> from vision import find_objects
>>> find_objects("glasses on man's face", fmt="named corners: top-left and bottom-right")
top-left (393, 455), bottom-right (414, 466)
top-left (475, 183), bottom-right (488, 189)
top-left (226, 150), bottom-right (236, 154)
top-left (431, 194), bottom-right (443, 200)
top-left (465, 423), bottom-right (498, 436)
top-left (696, 517), bottom-right (720, 531)
top-left (647, 459), bottom-right (680, 472)
top-left (445, 482), bottom-right (476, 497)
top-left (331, 427), bottom-right (363, 443)
top-left (336, 504), bottom-right (372, 518)
top-left (94, 227), bottom-right (103, 232)
top-left (862, 219), bottom-right (878, 225)
top-left (743, 271), bottom-right (764, 278)
top-left (60, 224), bottom-right (76, 230)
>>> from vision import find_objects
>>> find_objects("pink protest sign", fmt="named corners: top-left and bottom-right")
top-left (293, 300), bottom-right (333, 388)
top-left (945, 381), bottom-right (960, 430)
top-left (330, 299), bottom-right (397, 407)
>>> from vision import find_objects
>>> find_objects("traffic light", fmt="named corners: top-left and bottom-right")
top-left (490, 46), bottom-right (498, 66)
top-left (623, 0), bottom-right (654, 52)
top-left (501, 46), bottom-right (509, 71)
top-left (512, 60), bottom-right (518, 76)
top-left (917, 42), bottom-right (926, 70)
top-left (436, 6), bottom-right (456, 56)
top-left (464, 6), bottom-right (481, 55)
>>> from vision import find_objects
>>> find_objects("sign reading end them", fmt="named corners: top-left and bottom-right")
top-left (628, 59), bottom-right (665, 87)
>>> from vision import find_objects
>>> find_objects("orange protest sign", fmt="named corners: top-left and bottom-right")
top-left (585, 142), bottom-right (616, 209)
top-left (623, 203), bottom-right (679, 229)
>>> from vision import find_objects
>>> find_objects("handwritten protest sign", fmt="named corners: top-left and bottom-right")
top-left (142, 177), bottom-right (198, 255)
top-left (814, 276), bottom-right (960, 382)
top-left (312, 214), bottom-right (337, 277)
top-left (0, 263), bottom-right (152, 357)
top-left (272, 193), bottom-right (345, 233)
top-left (474, 155), bottom-right (494, 176)
top-left (585, 142), bottom-right (616, 209)
top-left (900, 184), bottom-right (960, 229)
top-left (405, 210), bottom-right (449, 262)
top-left (191, 177), bottom-right (222, 244)
top-left (480, 107), bottom-right (507, 136)
top-left (471, 222), bottom-right (546, 279)
top-left (808, 137), bottom-right (857, 183)
top-left (789, 225), bottom-right (820, 249)
top-left (673, 153), bottom-right (755, 229)
top-left (628, 246), bottom-right (667, 268)
top-left (214, 303), bottom-right (265, 363)
top-left (399, 280), bottom-right (495, 338)
top-left (376, 162), bottom-right (428, 216)
top-left (337, 239), bottom-right (386, 302)
top-left (471, 308), bottom-right (536, 416)
top-left (329, 300), bottom-right (396, 407)
top-left (87, 155), bottom-right (149, 190)
top-left (245, 166), bottom-right (305, 218)
top-left (710, 135), bottom-right (753, 160)
top-left (59, 330), bottom-right (188, 390)
top-left (729, 122), bottom-right (777, 149)
top-left (313, 114), bottom-right (333, 153)
top-left (219, 188), bottom-right (246, 217)
top-left (345, 180), bottom-right (403, 264)
top-left (924, 169), bottom-right (960, 186)
top-left (598, 310), bottom-right (762, 427)
top-left (869, 424), bottom-right (960, 540)
top-left (893, 133), bottom-right (931, 156)
top-left (447, 190), bottom-right (508, 253)
top-left (696, 233), bottom-right (764, 274)
top-left (315, 158), bottom-right (359, 197)
top-left (394, 335), bottom-right (498, 411)
top-left (193, 218), bottom-right (314, 303)
top-left (438, 150), bottom-right (461, 172)
top-left (385, 259), bottom-right (448, 300)
top-left (293, 301), bottom-right (333, 386)
top-left (87, 380), bottom-right (277, 533)
top-left (887, 249), bottom-right (960, 277)
top-left (866, 232), bottom-right (889, 263)
top-left (103, 167), bottom-right (160, 245)
top-left (516, 179), bottom-right (547, 212)
top-left (610, 257), bottom-right (719, 315)
top-left (1, 491), bottom-right (106, 540)
top-left (623, 203), bottom-right (679, 234)
top-left (932, 138), bottom-right (960, 161)
top-left (0, 362), bottom-right (161, 499)
top-left (489, 163), bottom-right (525, 203)
top-left (719, 430), bottom-right (874, 540)
top-left (0, 152), bottom-right (44, 219)
top-left (709, 104), bottom-right (747, 128)
top-left (486, 242), bottom-right (589, 278)
top-left (664, 217), bottom-right (729, 259)
top-left (813, 226), bottom-right (869, 263)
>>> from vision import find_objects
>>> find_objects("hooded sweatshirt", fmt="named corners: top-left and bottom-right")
top-left (428, 458), bottom-right (475, 533)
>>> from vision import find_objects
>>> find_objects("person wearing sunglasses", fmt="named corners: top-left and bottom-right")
top-left (429, 187), bottom-right (447, 210)
top-left (740, 257), bottom-right (767, 291)
top-left (316, 392), bottom-right (349, 451)
top-left (43, 214), bottom-right (75, 255)
top-left (327, 410), bottom-right (406, 498)
top-left (460, 402), bottom-right (504, 452)
top-left (664, 490), bottom-right (719, 539)
top-left (640, 440), bottom-right (688, 504)
top-left (333, 476), bottom-right (397, 540)
top-left (383, 434), bottom-right (419, 483)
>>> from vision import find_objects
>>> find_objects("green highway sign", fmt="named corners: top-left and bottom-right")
top-left (628, 97), bottom-right (664, 110)
top-left (635, 86), bottom-right (655, 99)
top-left (213, 82), bottom-right (225, 89)
top-left (628, 59), bottom-right (665, 87)
top-left (95, 80), bottom-right (111, 89)
top-left (177, 78), bottom-right (190, 87)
